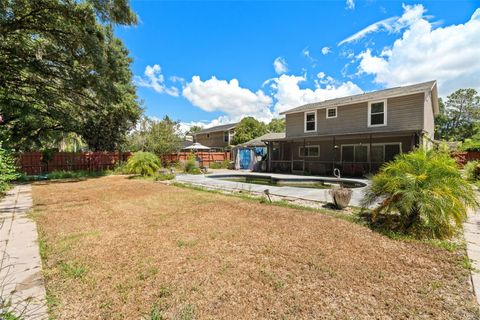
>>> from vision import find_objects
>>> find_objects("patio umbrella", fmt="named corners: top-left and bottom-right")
top-left (182, 142), bottom-right (211, 151)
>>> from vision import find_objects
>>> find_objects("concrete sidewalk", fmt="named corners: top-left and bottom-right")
top-left (0, 185), bottom-right (47, 319)
top-left (465, 201), bottom-right (480, 305)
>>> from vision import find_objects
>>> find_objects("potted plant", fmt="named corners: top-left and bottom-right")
top-left (330, 186), bottom-right (353, 209)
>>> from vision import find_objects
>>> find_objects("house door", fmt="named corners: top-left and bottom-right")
top-left (239, 149), bottom-right (251, 169)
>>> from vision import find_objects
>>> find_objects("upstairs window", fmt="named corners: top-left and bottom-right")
top-left (326, 107), bottom-right (337, 119)
top-left (224, 131), bottom-right (229, 143)
top-left (304, 111), bottom-right (317, 132)
top-left (368, 100), bottom-right (387, 127)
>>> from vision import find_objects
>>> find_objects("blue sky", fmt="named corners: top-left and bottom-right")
top-left (115, 0), bottom-right (480, 130)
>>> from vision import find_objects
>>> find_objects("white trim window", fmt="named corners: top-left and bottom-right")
top-left (299, 145), bottom-right (320, 158)
top-left (304, 111), bottom-right (317, 132)
top-left (326, 107), bottom-right (337, 119)
top-left (368, 100), bottom-right (387, 127)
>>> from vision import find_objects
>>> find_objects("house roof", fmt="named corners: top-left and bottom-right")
top-left (237, 132), bottom-right (286, 147)
top-left (180, 140), bottom-right (194, 149)
top-left (195, 122), bottom-right (238, 135)
top-left (280, 80), bottom-right (439, 116)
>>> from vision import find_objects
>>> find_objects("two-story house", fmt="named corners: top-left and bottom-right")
top-left (194, 122), bottom-right (237, 149)
top-left (263, 80), bottom-right (439, 176)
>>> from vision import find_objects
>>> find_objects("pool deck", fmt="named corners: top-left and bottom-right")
top-left (175, 170), bottom-right (369, 207)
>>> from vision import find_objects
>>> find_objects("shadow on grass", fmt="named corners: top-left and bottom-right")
top-left (16, 171), bottom-right (109, 184)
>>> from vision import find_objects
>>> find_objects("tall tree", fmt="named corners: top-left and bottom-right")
top-left (435, 89), bottom-right (480, 141)
top-left (230, 117), bottom-right (267, 145)
top-left (188, 125), bottom-right (204, 135)
top-left (267, 118), bottom-right (286, 133)
top-left (127, 116), bottom-right (182, 156)
top-left (0, 0), bottom-right (141, 151)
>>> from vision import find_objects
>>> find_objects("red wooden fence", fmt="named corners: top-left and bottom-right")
top-left (17, 152), bottom-right (131, 175)
top-left (162, 151), bottom-right (231, 167)
top-left (453, 151), bottom-right (480, 166)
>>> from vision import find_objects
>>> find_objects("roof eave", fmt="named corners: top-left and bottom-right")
top-left (280, 81), bottom-right (437, 115)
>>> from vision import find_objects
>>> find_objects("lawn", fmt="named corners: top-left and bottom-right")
top-left (32, 176), bottom-right (479, 319)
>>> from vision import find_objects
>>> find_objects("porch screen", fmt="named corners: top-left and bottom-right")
top-left (342, 146), bottom-right (354, 162)
top-left (385, 144), bottom-right (401, 162)
top-left (341, 145), bottom-right (368, 162)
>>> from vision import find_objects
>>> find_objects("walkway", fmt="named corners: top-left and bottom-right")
top-left (175, 171), bottom-right (368, 207)
top-left (0, 185), bottom-right (47, 319)
top-left (465, 200), bottom-right (480, 305)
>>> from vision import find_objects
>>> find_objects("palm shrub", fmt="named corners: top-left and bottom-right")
top-left (125, 152), bottom-right (161, 176)
top-left (0, 146), bottom-right (19, 193)
top-left (464, 161), bottom-right (480, 181)
top-left (362, 148), bottom-right (479, 239)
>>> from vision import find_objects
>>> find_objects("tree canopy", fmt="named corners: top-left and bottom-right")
top-left (127, 116), bottom-right (182, 156)
top-left (0, 0), bottom-right (141, 151)
top-left (231, 117), bottom-right (267, 145)
top-left (187, 125), bottom-right (204, 135)
top-left (435, 88), bottom-right (480, 141)
top-left (266, 118), bottom-right (285, 133)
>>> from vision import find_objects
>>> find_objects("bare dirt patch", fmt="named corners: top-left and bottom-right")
top-left (32, 175), bottom-right (479, 319)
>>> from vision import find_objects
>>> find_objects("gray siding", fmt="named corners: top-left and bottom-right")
top-left (286, 93), bottom-right (426, 138)
top-left (195, 131), bottom-right (229, 148)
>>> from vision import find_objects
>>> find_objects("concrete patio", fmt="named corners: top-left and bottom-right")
top-left (175, 170), bottom-right (369, 207)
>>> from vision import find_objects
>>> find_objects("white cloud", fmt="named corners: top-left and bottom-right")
top-left (269, 74), bottom-right (363, 114)
top-left (302, 47), bottom-right (310, 57)
top-left (346, 0), bottom-right (355, 10)
top-left (179, 116), bottom-right (235, 133)
top-left (317, 72), bottom-right (326, 79)
top-left (338, 4), bottom-right (425, 46)
top-left (134, 64), bottom-right (179, 97)
top-left (273, 57), bottom-right (288, 74)
top-left (357, 7), bottom-right (480, 95)
top-left (182, 76), bottom-right (274, 123)
top-left (338, 17), bottom-right (398, 46)
top-left (321, 47), bottom-right (330, 55)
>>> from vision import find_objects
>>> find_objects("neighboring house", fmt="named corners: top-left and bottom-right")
top-left (263, 80), bottom-right (439, 176)
top-left (194, 123), bottom-right (238, 149)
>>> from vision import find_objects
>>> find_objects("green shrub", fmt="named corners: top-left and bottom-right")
top-left (464, 160), bottom-right (480, 181)
top-left (154, 172), bottom-right (175, 181)
top-left (110, 162), bottom-right (128, 175)
top-left (47, 170), bottom-right (105, 180)
top-left (209, 160), bottom-right (230, 169)
top-left (460, 137), bottom-right (480, 152)
top-left (183, 154), bottom-right (201, 174)
top-left (362, 148), bottom-right (479, 239)
top-left (125, 152), bottom-right (161, 176)
top-left (0, 146), bottom-right (19, 193)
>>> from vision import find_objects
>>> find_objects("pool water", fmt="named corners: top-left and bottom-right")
top-left (211, 175), bottom-right (365, 189)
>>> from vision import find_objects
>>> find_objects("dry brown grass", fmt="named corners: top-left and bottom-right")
top-left (32, 175), bottom-right (479, 319)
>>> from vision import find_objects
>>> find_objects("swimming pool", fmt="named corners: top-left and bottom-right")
top-left (207, 174), bottom-right (366, 189)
